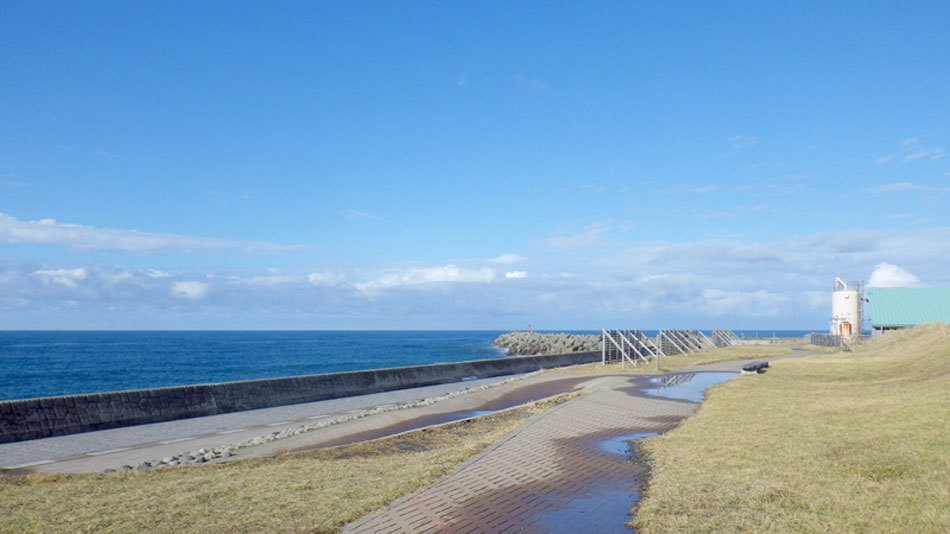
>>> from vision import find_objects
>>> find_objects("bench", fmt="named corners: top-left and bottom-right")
top-left (741, 361), bottom-right (769, 374)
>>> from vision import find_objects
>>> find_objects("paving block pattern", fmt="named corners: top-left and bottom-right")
top-left (345, 378), bottom-right (700, 533)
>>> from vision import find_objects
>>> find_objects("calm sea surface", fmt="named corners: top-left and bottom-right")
top-left (0, 329), bottom-right (812, 401)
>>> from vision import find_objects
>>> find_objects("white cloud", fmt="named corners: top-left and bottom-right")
top-left (867, 263), bottom-right (921, 288)
top-left (3, 227), bottom-right (950, 329)
top-left (356, 264), bottom-right (495, 294)
top-left (646, 242), bottom-right (782, 269)
top-left (308, 271), bottom-right (345, 286)
top-left (240, 275), bottom-right (297, 287)
top-left (0, 212), bottom-right (301, 254)
top-left (34, 268), bottom-right (87, 288)
top-left (873, 155), bottom-right (893, 165)
top-left (105, 271), bottom-right (133, 284)
top-left (171, 281), bottom-right (209, 300)
top-left (898, 138), bottom-right (945, 162)
top-left (699, 289), bottom-right (783, 317)
top-left (803, 290), bottom-right (829, 310)
top-left (903, 148), bottom-right (946, 162)
top-left (491, 253), bottom-right (525, 264)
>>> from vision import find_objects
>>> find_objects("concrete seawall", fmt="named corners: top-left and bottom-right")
top-left (0, 351), bottom-right (601, 444)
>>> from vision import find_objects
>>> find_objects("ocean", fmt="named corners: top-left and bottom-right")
top-left (0, 329), bottom-right (814, 401)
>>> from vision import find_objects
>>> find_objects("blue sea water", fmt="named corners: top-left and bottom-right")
top-left (0, 331), bottom-right (516, 401)
top-left (0, 329), bottom-right (815, 401)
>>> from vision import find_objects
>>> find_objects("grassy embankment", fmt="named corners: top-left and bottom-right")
top-left (0, 396), bottom-right (571, 534)
top-left (634, 323), bottom-right (950, 533)
top-left (551, 343), bottom-right (799, 375)
top-left (0, 340), bottom-right (822, 533)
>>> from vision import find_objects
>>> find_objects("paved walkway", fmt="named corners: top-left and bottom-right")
top-left (2, 350), bottom-right (818, 532)
top-left (344, 353), bottom-right (815, 533)
top-left (344, 376), bottom-right (695, 533)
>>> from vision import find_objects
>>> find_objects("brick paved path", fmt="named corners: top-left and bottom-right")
top-left (344, 375), bottom-right (701, 533)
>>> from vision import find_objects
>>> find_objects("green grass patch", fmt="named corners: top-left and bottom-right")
top-left (633, 323), bottom-right (950, 533)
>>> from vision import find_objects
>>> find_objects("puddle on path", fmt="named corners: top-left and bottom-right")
top-left (642, 371), bottom-right (737, 402)
top-left (527, 373), bottom-right (737, 530)
top-left (600, 431), bottom-right (658, 455)
top-left (399, 408), bottom-right (499, 428)
top-left (529, 372), bottom-right (738, 530)
top-left (286, 377), bottom-right (596, 451)
top-left (508, 428), bottom-right (655, 532)
top-left (533, 485), bottom-right (641, 533)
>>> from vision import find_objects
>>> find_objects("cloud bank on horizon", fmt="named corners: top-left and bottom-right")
top-left (2, 211), bottom-right (946, 329)
top-left (2, 2), bottom-right (949, 329)
top-left (866, 263), bottom-right (922, 289)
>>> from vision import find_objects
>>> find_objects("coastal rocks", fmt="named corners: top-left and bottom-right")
top-left (493, 331), bottom-right (600, 356)
top-left (119, 447), bottom-right (232, 472)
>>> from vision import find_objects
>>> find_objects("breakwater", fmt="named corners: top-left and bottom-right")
top-left (493, 331), bottom-right (601, 355)
top-left (0, 351), bottom-right (600, 444)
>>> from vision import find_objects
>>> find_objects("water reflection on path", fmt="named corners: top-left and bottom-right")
top-left (534, 484), bottom-right (643, 533)
top-left (642, 371), bottom-right (738, 402)
top-left (546, 372), bottom-right (738, 531)
top-left (600, 431), bottom-right (658, 455)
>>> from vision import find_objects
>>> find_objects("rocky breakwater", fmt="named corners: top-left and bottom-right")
top-left (493, 331), bottom-right (600, 356)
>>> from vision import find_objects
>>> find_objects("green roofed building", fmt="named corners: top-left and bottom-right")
top-left (866, 287), bottom-right (950, 335)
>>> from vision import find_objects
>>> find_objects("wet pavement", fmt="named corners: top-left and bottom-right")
top-left (235, 375), bottom-right (600, 458)
top-left (343, 353), bottom-right (821, 533)
top-left (342, 372), bottom-right (747, 533)
top-left (640, 371), bottom-right (738, 402)
top-left (3, 350), bottom-right (820, 532)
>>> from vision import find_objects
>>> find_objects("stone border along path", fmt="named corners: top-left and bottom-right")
top-left (343, 352), bottom-right (819, 533)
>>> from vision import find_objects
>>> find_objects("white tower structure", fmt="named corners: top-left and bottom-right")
top-left (831, 278), bottom-right (863, 339)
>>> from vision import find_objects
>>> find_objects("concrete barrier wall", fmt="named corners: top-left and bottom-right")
top-left (0, 351), bottom-right (601, 444)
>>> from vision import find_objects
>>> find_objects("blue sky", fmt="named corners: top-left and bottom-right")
top-left (2, 1), bottom-right (948, 330)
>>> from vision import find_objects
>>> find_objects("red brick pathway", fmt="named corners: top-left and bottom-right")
top-left (343, 375), bottom-right (701, 533)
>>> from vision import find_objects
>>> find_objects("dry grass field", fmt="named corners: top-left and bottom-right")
top-left (633, 323), bottom-right (950, 533)
top-left (0, 396), bottom-right (571, 533)
top-left (551, 343), bottom-right (796, 376)
top-left (6, 332), bottom-right (944, 533)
